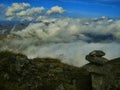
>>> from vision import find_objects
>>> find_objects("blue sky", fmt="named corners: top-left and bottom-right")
top-left (0, 0), bottom-right (120, 19)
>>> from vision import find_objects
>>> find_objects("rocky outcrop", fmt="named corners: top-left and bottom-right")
top-left (107, 58), bottom-right (120, 90)
top-left (0, 51), bottom-right (91, 90)
top-left (84, 50), bottom-right (118, 90)
top-left (85, 50), bottom-right (108, 65)
top-left (0, 50), bottom-right (119, 90)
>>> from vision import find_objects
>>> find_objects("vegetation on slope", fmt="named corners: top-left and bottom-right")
top-left (0, 51), bottom-right (91, 90)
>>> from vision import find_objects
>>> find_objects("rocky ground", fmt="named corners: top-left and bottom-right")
top-left (0, 51), bottom-right (119, 90)
top-left (0, 51), bottom-right (91, 90)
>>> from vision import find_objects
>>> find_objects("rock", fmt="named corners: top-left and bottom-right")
top-left (84, 64), bottom-right (109, 75)
top-left (85, 50), bottom-right (114, 90)
top-left (0, 51), bottom-right (91, 90)
top-left (107, 57), bottom-right (120, 90)
top-left (86, 50), bottom-right (108, 65)
top-left (15, 55), bottom-right (30, 73)
top-left (89, 50), bottom-right (105, 57)
top-left (86, 55), bottom-right (108, 65)
top-left (0, 50), bottom-right (119, 90)
top-left (91, 74), bottom-right (105, 90)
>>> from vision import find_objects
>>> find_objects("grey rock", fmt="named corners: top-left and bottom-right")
top-left (86, 55), bottom-right (108, 65)
top-left (86, 50), bottom-right (108, 65)
top-left (91, 74), bottom-right (105, 90)
top-left (89, 50), bottom-right (105, 57)
top-left (85, 50), bottom-right (114, 90)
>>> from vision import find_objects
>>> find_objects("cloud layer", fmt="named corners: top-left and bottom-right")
top-left (16, 7), bottom-right (45, 16)
top-left (14, 17), bottom-right (120, 42)
top-left (0, 17), bottom-right (120, 67)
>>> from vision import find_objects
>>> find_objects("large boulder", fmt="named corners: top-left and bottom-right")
top-left (86, 50), bottom-right (108, 65)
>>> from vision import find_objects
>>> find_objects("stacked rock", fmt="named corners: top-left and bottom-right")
top-left (86, 50), bottom-right (108, 65)
top-left (85, 50), bottom-right (113, 90)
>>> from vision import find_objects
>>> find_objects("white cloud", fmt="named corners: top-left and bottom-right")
top-left (4, 3), bottom-right (66, 21)
top-left (6, 16), bottom-right (14, 21)
top-left (47, 6), bottom-right (65, 15)
top-left (5, 3), bottom-right (30, 16)
top-left (5, 3), bottom-right (45, 21)
top-left (36, 16), bottom-right (47, 21)
top-left (13, 18), bottom-right (120, 41)
top-left (16, 7), bottom-right (45, 16)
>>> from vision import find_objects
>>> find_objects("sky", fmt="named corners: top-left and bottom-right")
top-left (0, 0), bottom-right (120, 21)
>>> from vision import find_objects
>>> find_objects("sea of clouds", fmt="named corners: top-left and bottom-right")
top-left (0, 17), bottom-right (120, 67)
top-left (0, 3), bottom-right (120, 67)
